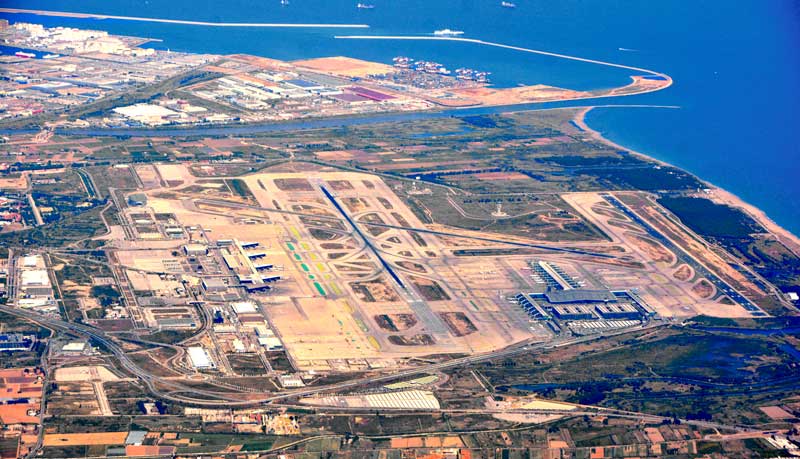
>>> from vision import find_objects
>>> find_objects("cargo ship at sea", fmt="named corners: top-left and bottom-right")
top-left (433, 29), bottom-right (464, 37)
top-left (357, 3), bottom-right (375, 9)
top-left (14, 51), bottom-right (36, 59)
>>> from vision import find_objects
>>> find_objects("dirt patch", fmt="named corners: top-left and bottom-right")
top-left (392, 212), bottom-right (410, 227)
top-left (326, 180), bottom-right (354, 191)
top-left (440, 312), bottom-right (478, 337)
top-left (343, 197), bottom-right (369, 213)
top-left (673, 264), bottom-right (693, 282)
top-left (628, 233), bottom-right (674, 264)
top-left (309, 228), bottom-right (340, 241)
top-left (409, 276), bottom-right (450, 301)
top-left (388, 334), bottom-right (435, 346)
top-left (396, 261), bottom-right (427, 273)
top-left (410, 232), bottom-right (428, 247)
top-left (274, 178), bottom-right (313, 191)
top-left (374, 314), bottom-right (418, 332)
top-left (591, 204), bottom-right (625, 220)
top-left (292, 204), bottom-right (336, 217)
top-left (293, 56), bottom-right (395, 78)
top-left (43, 432), bottom-right (128, 446)
top-left (473, 171), bottom-right (531, 181)
top-left (359, 212), bottom-right (386, 224)
top-left (367, 226), bottom-right (390, 237)
top-left (607, 218), bottom-right (643, 232)
top-left (350, 278), bottom-right (400, 302)
top-left (377, 197), bottom-right (394, 210)
top-left (692, 279), bottom-right (715, 298)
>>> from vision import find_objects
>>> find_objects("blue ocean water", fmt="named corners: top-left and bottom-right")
top-left (3, 0), bottom-right (799, 234)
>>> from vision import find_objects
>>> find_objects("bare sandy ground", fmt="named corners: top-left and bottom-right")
top-left (293, 56), bottom-right (395, 78)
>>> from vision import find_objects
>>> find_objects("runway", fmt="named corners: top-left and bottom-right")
top-left (0, 8), bottom-right (369, 28)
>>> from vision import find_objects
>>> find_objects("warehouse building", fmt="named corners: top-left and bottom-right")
top-left (183, 244), bottom-right (208, 256)
top-left (202, 278), bottom-right (228, 293)
top-left (187, 347), bottom-right (214, 369)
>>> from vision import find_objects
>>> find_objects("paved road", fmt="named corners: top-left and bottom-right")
top-left (0, 304), bottom-right (662, 406)
top-left (3, 305), bottom-right (762, 437)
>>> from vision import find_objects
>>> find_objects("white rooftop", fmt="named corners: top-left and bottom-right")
top-left (187, 346), bottom-right (213, 368)
top-left (231, 301), bottom-right (257, 314)
top-left (114, 103), bottom-right (178, 118)
top-left (62, 342), bottom-right (86, 352)
top-left (21, 269), bottom-right (49, 287)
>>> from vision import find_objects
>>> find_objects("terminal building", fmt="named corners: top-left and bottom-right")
top-left (514, 293), bottom-right (550, 320)
top-left (516, 287), bottom-right (649, 323)
top-left (595, 303), bottom-right (642, 320)
top-left (551, 304), bottom-right (596, 321)
top-left (531, 260), bottom-right (580, 290)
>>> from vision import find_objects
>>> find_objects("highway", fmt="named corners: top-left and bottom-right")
top-left (2, 304), bottom-right (764, 437)
top-left (0, 303), bottom-right (664, 407)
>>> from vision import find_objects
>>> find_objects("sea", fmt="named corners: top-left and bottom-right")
top-left (2, 0), bottom-right (799, 234)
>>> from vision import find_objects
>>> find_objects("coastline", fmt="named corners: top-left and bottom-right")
top-left (573, 106), bottom-right (800, 256)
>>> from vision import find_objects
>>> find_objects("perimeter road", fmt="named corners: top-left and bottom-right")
top-left (0, 8), bottom-right (370, 28)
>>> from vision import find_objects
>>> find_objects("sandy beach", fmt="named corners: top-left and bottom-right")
top-left (573, 106), bottom-right (800, 257)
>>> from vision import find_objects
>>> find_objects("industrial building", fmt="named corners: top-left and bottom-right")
top-left (61, 342), bottom-right (87, 354)
top-left (201, 278), bottom-right (228, 293)
top-left (230, 301), bottom-right (258, 315)
top-left (187, 347), bottom-right (214, 369)
top-left (0, 334), bottom-right (35, 352)
top-left (183, 244), bottom-right (208, 256)
top-left (16, 254), bottom-right (56, 312)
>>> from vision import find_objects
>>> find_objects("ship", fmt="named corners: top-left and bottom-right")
top-left (357, 3), bottom-right (375, 9)
top-left (392, 56), bottom-right (413, 68)
top-left (42, 54), bottom-right (60, 59)
top-left (501, 1), bottom-right (517, 8)
top-left (455, 68), bottom-right (491, 83)
top-left (433, 29), bottom-right (464, 37)
top-left (280, 0), bottom-right (289, 5)
top-left (14, 51), bottom-right (36, 59)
